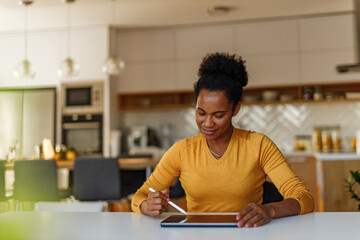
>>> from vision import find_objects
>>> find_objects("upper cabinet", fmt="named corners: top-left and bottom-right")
top-left (175, 25), bottom-right (235, 90)
top-left (299, 15), bottom-right (360, 84)
top-left (116, 30), bottom-right (177, 93)
top-left (116, 14), bottom-right (360, 93)
top-left (235, 20), bottom-right (300, 87)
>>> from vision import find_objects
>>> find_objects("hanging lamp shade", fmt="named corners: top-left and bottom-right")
top-left (58, 0), bottom-right (79, 78)
top-left (14, 0), bottom-right (36, 80)
top-left (102, 56), bottom-right (125, 76)
top-left (102, 0), bottom-right (125, 76)
top-left (14, 59), bottom-right (36, 79)
top-left (58, 57), bottom-right (80, 78)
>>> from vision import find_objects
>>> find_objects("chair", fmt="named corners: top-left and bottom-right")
top-left (14, 159), bottom-right (59, 210)
top-left (169, 178), bottom-right (185, 198)
top-left (34, 201), bottom-right (106, 212)
top-left (262, 181), bottom-right (283, 204)
top-left (0, 160), bottom-right (12, 212)
top-left (73, 157), bottom-right (121, 201)
top-left (168, 179), bottom-right (283, 205)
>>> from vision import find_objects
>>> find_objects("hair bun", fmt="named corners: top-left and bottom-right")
top-left (198, 52), bottom-right (248, 87)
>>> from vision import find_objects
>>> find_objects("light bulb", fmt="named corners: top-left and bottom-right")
top-left (57, 57), bottom-right (80, 78)
top-left (13, 59), bottom-right (36, 79)
top-left (102, 56), bottom-right (125, 76)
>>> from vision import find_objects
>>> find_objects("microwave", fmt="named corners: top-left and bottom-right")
top-left (61, 81), bottom-right (103, 115)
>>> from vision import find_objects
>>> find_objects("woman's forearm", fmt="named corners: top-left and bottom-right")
top-left (265, 198), bottom-right (301, 219)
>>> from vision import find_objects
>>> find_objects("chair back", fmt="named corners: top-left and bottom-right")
top-left (34, 201), bottom-right (105, 212)
top-left (73, 157), bottom-right (121, 201)
top-left (14, 160), bottom-right (59, 201)
top-left (262, 181), bottom-right (283, 204)
top-left (0, 160), bottom-right (6, 201)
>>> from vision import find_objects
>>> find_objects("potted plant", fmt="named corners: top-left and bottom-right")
top-left (345, 170), bottom-right (360, 210)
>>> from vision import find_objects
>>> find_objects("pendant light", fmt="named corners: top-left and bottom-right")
top-left (58, 0), bottom-right (80, 78)
top-left (102, 0), bottom-right (125, 76)
top-left (13, 0), bottom-right (36, 79)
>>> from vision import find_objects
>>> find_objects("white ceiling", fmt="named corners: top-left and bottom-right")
top-left (0, 0), bottom-right (354, 31)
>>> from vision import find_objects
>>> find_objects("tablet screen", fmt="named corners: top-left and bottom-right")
top-left (161, 214), bottom-right (238, 227)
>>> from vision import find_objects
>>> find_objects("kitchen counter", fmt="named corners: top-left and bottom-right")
top-left (284, 151), bottom-right (360, 161)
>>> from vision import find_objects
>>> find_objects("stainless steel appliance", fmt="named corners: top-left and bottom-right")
top-left (127, 126), bottom-right (160, 151)
top-left (61, 81), bottom-right (103, 115)
top-left (62, 114), bottom-right (102, 156)
top-left (0, 88), bottom-right (56, 159)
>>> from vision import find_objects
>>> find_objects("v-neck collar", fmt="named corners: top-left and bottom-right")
top-left (202, 127), bottom-right (235, 161)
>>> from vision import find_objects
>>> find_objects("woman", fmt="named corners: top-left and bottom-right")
top-left (131, 52), bottom-right (314, 228)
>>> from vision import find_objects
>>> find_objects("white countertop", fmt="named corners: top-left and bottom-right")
top-left (0, 212), bottom-right (359, 240)
top-left (284, 151), bottom-right (360, 161)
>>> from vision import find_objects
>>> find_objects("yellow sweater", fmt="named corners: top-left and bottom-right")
top-left (131, 128), bottom-right (314, 214)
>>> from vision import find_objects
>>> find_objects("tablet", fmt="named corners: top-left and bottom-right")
top-left (161, 214), bottom-right (238, 227)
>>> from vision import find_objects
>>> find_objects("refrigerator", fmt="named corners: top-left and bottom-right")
top-left (0, 88), bottom-right (56, 160)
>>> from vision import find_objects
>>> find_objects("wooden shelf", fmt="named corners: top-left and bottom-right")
top-left (117, 82), bottom-right (360, 110)
top-left (117, 91), bottom-right (195, 110)
top-left (242, 81), bottom-right (360, 105)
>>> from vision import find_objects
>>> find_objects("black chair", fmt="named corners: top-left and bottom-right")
top-left (14, 160), bottom-right (59, 211)
top-left (168, 179), bottom-right (283, 204)
top-left (73, 157), bottom-right (121, 201)
top-left (169, 178), bottom-right (185, 199)
top-left (262, 181), bottom-right (283, 204)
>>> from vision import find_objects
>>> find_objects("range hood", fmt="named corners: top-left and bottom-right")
top-left (337, 0), bottom-right (360, 73)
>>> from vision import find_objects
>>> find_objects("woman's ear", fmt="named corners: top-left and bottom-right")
top-left (233, 102), bottom-right (241, 116)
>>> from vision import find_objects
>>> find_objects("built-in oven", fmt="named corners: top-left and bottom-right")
top-left (62, 114), bottom-right (103, 156)
top-left (61, 81), bottom-right (103, 115)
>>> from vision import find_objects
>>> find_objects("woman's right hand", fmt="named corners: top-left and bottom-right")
top-left (140, 189), bottom-right (170, 217)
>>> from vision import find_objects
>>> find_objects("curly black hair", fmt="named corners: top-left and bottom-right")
top-left (193, 52), bottom-right (248, 109)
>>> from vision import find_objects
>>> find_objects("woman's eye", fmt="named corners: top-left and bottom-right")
top-left (215, 114), bottom-right (224, 119)
top-left (198, 112), bottom-right (205, 116)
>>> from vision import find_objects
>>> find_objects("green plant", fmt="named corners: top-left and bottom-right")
top-left (345, 170), bottom-right (360, 211)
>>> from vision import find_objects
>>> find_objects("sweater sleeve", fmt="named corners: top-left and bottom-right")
top-left (131, 141), bottom-right (183, 214)
top-left (259, 135), bottom-right (314, 214)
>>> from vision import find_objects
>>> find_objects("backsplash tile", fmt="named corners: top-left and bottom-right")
top-left (122, 101), bottom-right (360, 153)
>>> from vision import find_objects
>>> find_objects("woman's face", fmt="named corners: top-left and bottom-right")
top-left (195, 89), bottom-right (240, 141)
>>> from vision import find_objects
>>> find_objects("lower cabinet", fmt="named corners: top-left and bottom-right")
top-left (320, 159), bottom-right (360, 212)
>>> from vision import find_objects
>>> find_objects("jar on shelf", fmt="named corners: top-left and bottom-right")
top-left (321, 127), bottom-right (332, 153)
top-left (313, 86), bottom-right (323, 101)
top-left (312, 127), bottom-right (322, 152)
top-left (295, 135), bottom-right (312, 151)
top-left (331, 126), bottom-right (342, 152)
top-left (302, 87), bottom-right (313, 100)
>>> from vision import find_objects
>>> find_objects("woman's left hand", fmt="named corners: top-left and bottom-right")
top-left (236, 202), bottom-right (275, 228)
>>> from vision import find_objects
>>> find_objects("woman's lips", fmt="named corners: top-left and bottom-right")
top-left (202, 129), bottom-right (216, 135)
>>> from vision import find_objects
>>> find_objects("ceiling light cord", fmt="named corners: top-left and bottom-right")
top-left (24, 5), bottom-right (28, 61)
top-left (67, 2), bottom-right (71, 58)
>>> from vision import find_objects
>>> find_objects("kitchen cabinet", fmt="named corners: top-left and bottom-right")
top-left (319, 158), bottom-right (360, 211)
top-left (235, 20), bottom-right (300, 87)
top-left (299, 15), bottom-right (360, 84)
top-left (116, 30), bottom-right (177, 93)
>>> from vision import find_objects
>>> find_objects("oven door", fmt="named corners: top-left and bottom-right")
top-left (62, 116), bottom-right (103, 156)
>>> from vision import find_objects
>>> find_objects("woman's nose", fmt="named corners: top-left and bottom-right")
top-left (203, 116), bottom-right (214, 127)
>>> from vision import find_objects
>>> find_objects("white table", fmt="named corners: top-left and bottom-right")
top-left (0, 212), bottom-right (358, 240)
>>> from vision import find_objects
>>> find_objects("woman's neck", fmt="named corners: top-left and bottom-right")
top-left (206, 126), bottom-right (234, 155)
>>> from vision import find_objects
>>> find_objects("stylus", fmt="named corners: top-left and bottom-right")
top-left (149, 187), bottom-right (188, 215)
